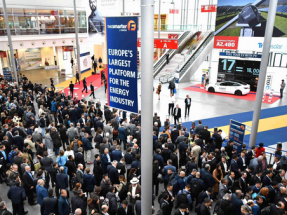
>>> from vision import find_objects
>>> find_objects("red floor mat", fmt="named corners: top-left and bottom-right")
top-left (60, 72), bottom-right (104, 99)
top-left (184, 84), bottom-right (280, 104)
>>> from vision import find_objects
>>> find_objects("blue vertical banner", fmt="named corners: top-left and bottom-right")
top-left (105, 17), bottom-right (138, 113)
top-left (3, 70), bottom-right (13, 82)
top-left (228, 119), bottom-right (246, 153)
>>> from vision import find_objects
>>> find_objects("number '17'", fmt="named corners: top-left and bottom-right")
top-left (221, 59), bottom-right (236, 71)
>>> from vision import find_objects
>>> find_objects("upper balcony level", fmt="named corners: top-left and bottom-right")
top-left (0, 8), bottom-right (87, 37)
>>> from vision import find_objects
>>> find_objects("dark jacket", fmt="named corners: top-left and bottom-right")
top-left (23, 171), bottom-right (34, 189)
top-left (75, 153), bottom-right (85, 169)
top-left (117, 204), bottom-right (134, 215)
top-left (83, 174), bottom-right (97, 191)
top-left (81, 137), bottom-right (93, 151)
top-left (7, 185), bottom-right (26, 204)
top-left (42, 196), bottom-right (58, 215)
top-left (71, 195), bottom-right (86, 215)
top-left (40, 156), bottom-right (54, 172)
top-left (111, 149), bottom-right (123, 162)
top-left (13, 135), bottom-right (24, 151)
top-left (199, 204), bottom-right (211, 215)
top-left (65, 160), bottom-right (77, 176)
top-left (231, 193), bottom-right (243, 215)
top-left (107, 165), bottom-right (120, 185)
top-left (106, 192), bottom-right (117, 214)
top-left (56, 172), bottom-right (69, 189)
top-left (58, 196), bottom-right (70, 215)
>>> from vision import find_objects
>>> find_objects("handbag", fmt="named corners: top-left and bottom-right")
top-left (156, 90), bottom-right (159, 94)
top-left (34, 161), bottom-right (41, 171)
top-left (113, 129), bottom-right (118, 136)
top-left (174, 88), bottom-right (177, 94)
top-left (157, 174), bottom-right (164, 183)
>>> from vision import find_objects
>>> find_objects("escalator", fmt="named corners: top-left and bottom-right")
top-left (137, 29), bottom-right (197, 78)
top-left (158, 30), bottom-right (214, 83)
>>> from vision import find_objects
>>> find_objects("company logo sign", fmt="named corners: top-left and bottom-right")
top-left (127, 20), bottom-right (136, 31)
top-left (107, 20), bottom-right (136, 32)
top-left (258, 43), bottom-right (284, 49)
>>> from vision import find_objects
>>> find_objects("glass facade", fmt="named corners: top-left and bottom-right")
top-left (0, 8), bottom-right (87, 36)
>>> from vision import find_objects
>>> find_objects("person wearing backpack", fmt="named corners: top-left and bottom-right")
top-left (214, 193), bottom-right (234, 215)
top-left (168, 80), bottom-right (175, 96)
top-left (71, 136), bottom-right (83, 154)
top-left (190, 172), bottom-right (204, 201)
top-left (160, 193), bottom-right (171, 215)
top-left (176, 184), bottom-right (192, 210)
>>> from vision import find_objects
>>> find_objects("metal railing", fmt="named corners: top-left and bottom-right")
top-left (154, 24), bottom-right (215, 32)
top-left (158, 30), bottom-right (214, 83)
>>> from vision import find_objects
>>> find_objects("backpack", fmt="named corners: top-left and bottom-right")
top-left (177, 190), bottom-right (188, 207)
top-left (119, 182), bottom-right (129, 200)
top-left (170, 176), bottom-right (178, 187)
top-left (160, 134), bottom-right (168, 144)
top-left (197, 191), bottom-right (205, 204)
top-left (8, 151), bottom-right (16, 163)
top-left (190, 179), bottom-right (201, 196)
top-left (214, 200), bottom-right (225, 215)
top-left (158, 191), bottom-right (168, 204)
top-left (252, 192), bottom-right (258, 199)
top-left (71, 175), bottom-right (78, 188)
top-left (73, 140), bottom-right (79, 153)
top-left (261, 205), bottom-right (271, 215)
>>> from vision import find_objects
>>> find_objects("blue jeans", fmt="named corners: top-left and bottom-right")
top-left (280, 89), bottom-right (283, 98)
top-left (55, 148), bottom-right (59, 156)
top-left (41, 127), bottom-right (45, 137)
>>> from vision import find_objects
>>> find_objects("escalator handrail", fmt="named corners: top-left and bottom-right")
top-left (159, 30), bottom-right (213, 83)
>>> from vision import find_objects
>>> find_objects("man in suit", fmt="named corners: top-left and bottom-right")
top-left (102, 148), bottom-right (112, 174)
top-left (199, 198), bottom-right (212, 215)
top-left (117, 158), bottom-right (126, 176)
top-left (273, 156), bottom-right (284, 175)
top-left (107, 160), bottom-right (120, 185)
top-left (237, 152), bottom-right (247, 171)
top-left (194, 120), bottom-right (204, 135)
top-left (227, 171), bottom-right (235, 191)
top-left (170, 148), bottom-right (179, 171)
top-left (262, 170), bottom-right (273, 187)
top-left (81, 77), bottom-right (88, 93)
top-left (218, 178), bottom-right (229, 199)
top-left (111, 145), bottom-right (122, 162)
top-left (75, 148), bottom-right (86, 169)
top-left (173, 104), bottom-right (181, 125)
top-left (41, 189), bottom-right (58, 215)
top-left (231, 190), bottom-right (243, 215)
top-left (104, 107), bottom-right (112, 124)
top-left (40, 151), bottom-right (53, 173)
top-left (274, 169), bottom-right (286, 183)
top-left (200, 126), bottom-right (211, 145)
top-left (36, 179), bottom-right (48, 209)
top-left (231, 154), bottom-right (240, 179)
top-left (213, 129), bottom-right (225, 149)
top-left (90, 82), bottom-right (95, 99)
top-left (201, 165), bottom-right (214, 190)
top-left (170, 125), bottom-right (179, 144)
top-left (22, 166), bottom-right (36, 205)
top-left (56, 167), bottom-right (69, 192)
top-left (66, 155), bottom-right (77, 189)
top-left (117, 200), bottom-right (134, 215)
top-left (247, 146), bottom-right (256, 165)
top-left (13, 131), bottom-right (24, 151)
top-left (184, 95), bottom-right (191, 117)
top-left (69, 81), bottom-right (74, 98)
top-left (239, 172), bottom-right (247, 194)
top-left (71, 189), bottom-right (86, 215)
top-left (249, 156), bottom-right (263, 174)
top-left (128, 178), bottom-right (141, 205)
top-left (7, 180), bottom-right (27, 215)
top-left (58, 189), bottom-right (70, 215)
top-left (174, 203), bottom-right (189, 215)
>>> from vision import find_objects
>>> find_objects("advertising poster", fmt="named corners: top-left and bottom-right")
top-left (105, 17), bottom-right (138, 113)
top-left (214, 0), bottom-right (287, 49)
top-left (88, 0), bottom-right (120, 38)
top-left (18, 48), bottom-right (42, 71)
top-left (80, 52), bottom-right (91, 73)
top-left (3, 70), bottom-right (13, 81)
top-left (228, 119), bottom-right (246, 153)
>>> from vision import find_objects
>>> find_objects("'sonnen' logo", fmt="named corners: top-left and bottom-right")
top-left (127, 20), bottom-right (136, 31)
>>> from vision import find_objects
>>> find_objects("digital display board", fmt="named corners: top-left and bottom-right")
top-left (218, 58), bottom-right (261, 91)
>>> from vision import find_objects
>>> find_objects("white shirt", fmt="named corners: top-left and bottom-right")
top-left (132, 185), bottom-right (137, 198)
top-left (81, 118), bottom-right (85, 125)
top-left (241, 157), bottom-right (245, 165)
top-left (179, 210), bottom-right (185, 215)
top-left (107, 153), bottom-right (111, 162)
top-left (223, 162), bottom-right (227, 172)
top-left (273, 162), bottom-right (279, 170)
top-left (169, 96), bottom-right (175, 104)
top-left (64, 151), bottom-right (74, 158)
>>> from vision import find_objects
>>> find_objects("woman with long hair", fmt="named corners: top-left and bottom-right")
top-left (213, 163), bottom-right (223, 197)
top-left (255, 142), bottom-right (265, 158)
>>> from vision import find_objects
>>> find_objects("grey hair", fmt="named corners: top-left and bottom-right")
top-left (192, 169), bottom-right (197, 173)
top-left (258, 156), bottom-right (263, 161)
top-left (0, 201), bottom-right (6, 208)
top-left (241, 205), bottom-right (251, 213)
top-left (75, 208), bottom-right (82, 215)
top-left (37, 179), bottom-right (44, 186)
top-left (112, 160), bottom-right (118, 165)
top-left (223, 193), bottom-right (231, 200)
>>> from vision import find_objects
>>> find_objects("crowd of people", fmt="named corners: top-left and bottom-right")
top-left (0, 74), bottom-right (286, 215)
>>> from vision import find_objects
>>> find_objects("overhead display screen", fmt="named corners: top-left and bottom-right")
top-left (218, 58), bottom-right (261, 91)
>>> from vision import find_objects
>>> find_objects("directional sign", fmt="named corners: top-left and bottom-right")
top-left (169, 9), bottom-right (179, 14)
top-left (168, 34), bottom-right (179, 39)
top-left (201, 5), bottom-right (217, 12)
top-left (137, 38), bottom-right (178, 49)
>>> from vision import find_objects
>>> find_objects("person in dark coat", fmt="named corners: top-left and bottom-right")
top-left (41, 189), bottom-right (58, 215)
top-left (107, 161), bottom-right (120, 185)
top-left (58, 190), bottom-right (70, 215)
top-left (65, 155), bottom-right (77, 189)
top-left (75, 148), bottom-right (86, 169)
top-left (58, 125), bottom-right (69, 148)
top-left (231, 190), bottom-right (243, 215)
top-left (111, 145), bottom-right (123, 162)
top-left (7, 181), bottom-right (27, 215)
top-left (231, 154), bottom-right (240, 179)
top-left (69, 81), bottom-right (74, 98)
top-left (56, 167), bottom-right (69, 190)
top-left (93, 155), bottom-right (103, 186)
top-left (212, 129), bottom-right (225, 149)
top-left (170, 148), bottom-right (179, 171)
top-left (118, 124), bottom-right (127, 149)
top-left (71, 189), bottom-right (87, 215)
top-left (102, 149), bottom-right (111, 174)
top-left (22, 166), bottom-right (36, 205)
top-left (40, 151), bottom-right (54, 173)
top-left (199, 198), bottom-right (212, 215)
top-left (83, 167), bottom-right (97, 194)
top-left (13, 131), bottom-right (24, 151)
top-left (117, 200), bottom-right (134, 215)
